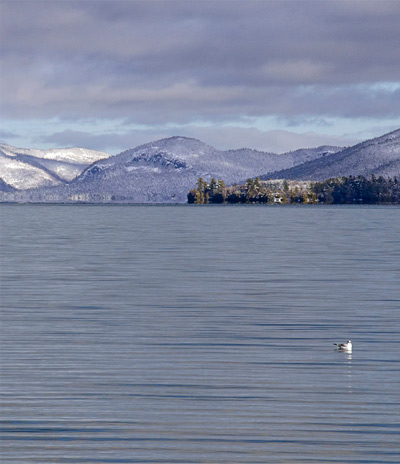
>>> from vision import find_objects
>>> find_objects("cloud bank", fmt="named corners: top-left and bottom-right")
top-left (1, 0), bottom-right (399, 152)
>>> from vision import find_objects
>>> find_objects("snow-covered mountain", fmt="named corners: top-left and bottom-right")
top-left (2, 129), bottom-right (398, 203)
top-left (0, 150), bottom-right (61, 190)
top-left (262, 129), bottom-right (400, 181)
top-left (25, 136), bottom-right (338, 203)
top-left (75, 137), bottom-right (337, 186)
top-left (0, 144), bottom-right (110, 190)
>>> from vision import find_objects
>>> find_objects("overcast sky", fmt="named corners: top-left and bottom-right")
top-left (1, 0), bottom-right (400, 154)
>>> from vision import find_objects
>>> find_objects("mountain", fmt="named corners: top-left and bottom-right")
top-left (261, 129), bottom-right (400, 181)
top-left (3, 129), bottom-right (398, 204)
top-left (0, 144), bottom-right (110, 190)
top-left (224, 145), bottom-right (339, 174)
top-left (74, 137), bottom-right (338, 188)
top-left (23, 136), bottom-right (339, 203)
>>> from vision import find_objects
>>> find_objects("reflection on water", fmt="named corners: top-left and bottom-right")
top-left (342, 351), bottom-right (353, 392)
top-left (1, 205), bottom-right (399, 463)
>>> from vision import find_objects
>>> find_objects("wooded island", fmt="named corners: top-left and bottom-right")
top-left (188, 176), bottom-right (400, 205)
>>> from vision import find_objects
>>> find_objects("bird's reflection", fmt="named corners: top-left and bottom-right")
top-left (334, 345), bottom-right (353, 391)
top-left (345, 352), bottom-right (352, 391)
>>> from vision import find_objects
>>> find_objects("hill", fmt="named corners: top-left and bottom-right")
top-left (29, 137), bottom-right (338, 203)
top-left (0, 144), bottom-right (110, 190)
top-left (261, 129), bottom-right (400, 181)
top-left (2, 128), bottom-right (399, 203)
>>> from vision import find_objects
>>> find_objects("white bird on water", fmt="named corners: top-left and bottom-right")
top-left (334, 340), bottom-right (352, 352)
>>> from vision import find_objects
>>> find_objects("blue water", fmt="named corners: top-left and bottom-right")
top-left (1, 204), bottom-right (399, 463)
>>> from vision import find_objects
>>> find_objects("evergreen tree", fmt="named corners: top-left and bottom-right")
top-left (196, 177), bottom-right (205, 204)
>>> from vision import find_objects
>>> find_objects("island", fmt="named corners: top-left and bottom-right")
top-left (188, 176), bottom-right (400, 205)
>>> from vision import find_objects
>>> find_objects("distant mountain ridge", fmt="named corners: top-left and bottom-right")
top-left (76, 136), bottom-right (339, 185)
top-left (0, 144), bottom-right (110, 190)
top-left (1, 129), bottom-right (399, 203)
top-left (261, 129), bottom-right (400, 181)
top-left (47, 136), bottom-right (340, 202)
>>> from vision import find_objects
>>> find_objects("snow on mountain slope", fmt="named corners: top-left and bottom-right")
top-left (62, 136), bottom-right (339, 202)
top-left (0, 144), bottom-right (110, 189)
top-left (262, 129), bottom-right (400, 181)
top-left (0, 144), bottom-right (109, 164)
top-left (76, 137), bottom-right (341, 185)
top-left (1, 136), bottom-right (343, 201)
top-left (0, 150), bottom-right (61, 190)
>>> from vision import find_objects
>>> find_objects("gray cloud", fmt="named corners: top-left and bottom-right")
top-left (1, 0), bottom-right (399, 150)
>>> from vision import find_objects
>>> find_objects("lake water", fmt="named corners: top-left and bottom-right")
top-left (1, 204), bottom-right (399, 463)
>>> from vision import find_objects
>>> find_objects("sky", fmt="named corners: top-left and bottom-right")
top-left (1, 0), bottom-right (400, 154)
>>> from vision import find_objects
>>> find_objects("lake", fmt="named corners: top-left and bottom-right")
top-left (1, 204), bottom-right (399, 463)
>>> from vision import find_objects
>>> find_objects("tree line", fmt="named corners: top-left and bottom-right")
top-left (188, 175), bottom-right (400, 204)
top-left (313, 175), bottom-right (400, 204)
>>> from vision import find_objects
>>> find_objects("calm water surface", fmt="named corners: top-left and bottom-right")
top-left (1, 205), bottom-right (399, 463)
